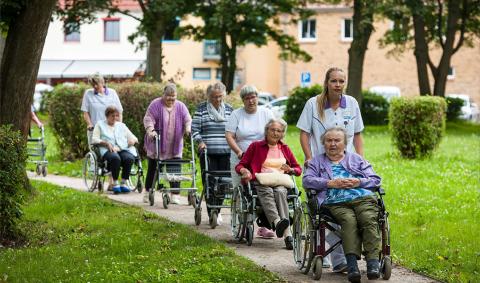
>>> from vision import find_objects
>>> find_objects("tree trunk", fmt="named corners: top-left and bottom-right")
top-left (146, 31), bottom-right (163, 82)
top-left (346, 0), bottom-right (374, 106)
top-left (220, 30), bottom-right (231, 93)
top-left (226, 39), bottom-right (237, 93)
top-left (0, 0), bottom-right (56, 137)
top-left (408, 0), bottom-right (432, 95)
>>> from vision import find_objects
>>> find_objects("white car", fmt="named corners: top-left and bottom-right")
top-left (446, 94), bottom-right (480, 122)
top-left (258, 92), bottom-right (275, 105)
top-left (369, 86), bottom-right (401, 102)
top-left (264, 96), bottom-right (288, 119)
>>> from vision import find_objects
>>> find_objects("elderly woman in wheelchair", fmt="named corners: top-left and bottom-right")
top-left (91, 106), bottom-right (138, 194)
top-left (235, 118), bottom-right (302, 249)
top-left (303, 127), bottom-right (383, 282)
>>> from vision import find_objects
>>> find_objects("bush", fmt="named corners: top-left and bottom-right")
top-left (0, 125), bottom-right (28, 240)
top-left (445, 96), bottom-right (465, 121)
top-left (45, 82), bottom-right (243, 160)
top-left (284, 84), bottom-right (323, 125)
top-left (361, 91), bottom-right (389, 125)
top-left (389, 96), bottom-right (446, 159)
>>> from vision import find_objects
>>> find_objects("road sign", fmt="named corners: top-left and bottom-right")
top-left (301, 72), bottom-right (311, 87)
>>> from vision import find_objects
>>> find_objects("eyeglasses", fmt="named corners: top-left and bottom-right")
top-left (268, 128), bottom-right (284, 133)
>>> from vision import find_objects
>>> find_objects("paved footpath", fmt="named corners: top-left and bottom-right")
top-left (28, 172), bottom-right (438, 283)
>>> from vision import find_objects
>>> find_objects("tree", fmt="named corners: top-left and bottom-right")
top-left (182, 0), bottom-right (313, 93)
top-left (381, 0), bottom-right (480, 97)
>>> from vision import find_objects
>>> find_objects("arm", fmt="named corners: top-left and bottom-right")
top-left (184, 108), bottom-right (192, 135)
top-left (91, 124), bottom-right (114, 152)
top-left (302, 157), bottom-right (329, 191)
top-left (125, 126), bottom-right (138, 146)
top-left (300, 130), bottom-right (312, 163)
top-left (353, 132), bottom-right (364, 157)
top-left (283, 145), bottom-right (302, 176)
top-left (83, 112), bottom-right (93, 129)
top-left (191, 107), bottom-right (204, 143)
top-left (31, 112), bottom-right (43, 128)
top-left (357, 157), bottom-right (381, 188)
top-left (235, 143), bottom-right (256, 182)
top-left (225, 132), bottom-right (243, 158)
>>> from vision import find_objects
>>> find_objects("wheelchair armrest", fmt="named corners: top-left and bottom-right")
top-left (372, 187), bottom-right (385, 196)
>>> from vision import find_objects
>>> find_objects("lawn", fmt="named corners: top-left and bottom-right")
top-left (0, 181), bottom-right (280, 282)
top-left (27, 114), bottom-right (480, 282)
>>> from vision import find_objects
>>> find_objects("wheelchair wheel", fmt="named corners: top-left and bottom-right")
top-left (135, 179), bottom-right (144, 193)
top-left (83, 152), bottom-right (98, 192)
top-left (231, 186), bottom-right (246, 241)
top-left (381, 256), bottom-right (392, 280)
top-left (303, 216), bottom-right (315, 275)
top-left (194, 207), bottom-right (202, 226)
top-left (312, 255), bottom-right (323, 280)
top-left (293, 203), bottom-right (309, 270)
top-left (149, 189), bottom-right (155, 206)
top-left (246, 223), bottom-right (254, 246)
top-left (210, 211), bottom-right (218, 229)
top-left (97, 181), bottom-right (103, 192)
top-left (162, 193), bottom-right (169, 209)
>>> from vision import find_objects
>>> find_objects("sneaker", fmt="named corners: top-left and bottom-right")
top-left (120, 185), bottom-right (131, 193)
top-left (216, 213), bottom-right (223, 226)
top-left (284, 236), bottom-right (293, 250)
top-left (275, 218), bottom-right (289, 238)
top-left (256, 227), bottom-right (275, 239)
top-left (143, 191), bottom-right (149, 203)
top-left (113, 185), bottom-right (121, 194)
top-left (332, 262), bottom-right (348, 273)
top-left (170, 194), bottom-right (181, 205)
top-left (366, 259), bottom-right (380, 280)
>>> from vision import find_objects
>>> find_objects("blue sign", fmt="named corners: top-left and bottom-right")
top-left (301, 72), bottom-right (311, 87)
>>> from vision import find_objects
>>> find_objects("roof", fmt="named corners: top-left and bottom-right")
top-left (38, 60), bottom-right (145, 78)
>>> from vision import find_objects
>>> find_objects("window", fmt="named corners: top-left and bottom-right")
top-left (299, 19), bottom-right (316, 41)
top-left (216, 68), bottom-right (222, 80)
top-left (448, 66), bottom-right (455, 80)
top-left (193, 68), bottom-right (211, 80)
top-left (64, 22), bottom-right (80, 42)
top-left (104, 18), bottom-right (120, 42)
top-left (163, 17), bottom-right (180, 41)
top-left (341, 18), bottom-right (353, 41)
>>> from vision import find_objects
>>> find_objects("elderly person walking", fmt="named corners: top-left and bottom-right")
top-left (303, 127), bottom-right (381, 283)
top-left (225, 84), bottom-right (275, 238)
top-left (143, 83), bottom-right (192, 204)
top-left (235, 118), bottom-right (301, 249)
top-left (91, 106), bottom-right (138, 194)
top-left (192, 82), bottom-right (233, 225)
top-left (296, 67), bottom-right (365, 271)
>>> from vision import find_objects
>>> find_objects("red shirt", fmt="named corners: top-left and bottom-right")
top-left (235, 140), bottom-right (302, 182)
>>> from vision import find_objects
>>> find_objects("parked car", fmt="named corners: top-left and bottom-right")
top-left (264, 96), bottom-right (288, 119)
top-left (258, 92), bottom-right (275, 105)
top-left (369, 86), bottom-right (401, 102)
top-left (446, 94), bottom-right (480, 122)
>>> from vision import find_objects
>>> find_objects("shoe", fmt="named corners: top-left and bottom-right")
top-left (346, 254), bottom-right (361, 283)
top-left (256, 227), bottom-right (275, 239)
top-left (217, 213), bottom-right (223, 226)
top-left (275, 218), bottom-right (289, 238)
top-left (113, 185), bottom-right (121, 194)
top-left (366, 259), bottom-right (380, 280)
top-left (284, 236), bottom-right (293, 250)
top-left (322, 257), bottom-right (331, 268)
top-left (170, 194), bottom-right (180, 204)
top-left (120, 185), bottom-right (131, 193)
top-left (143, 191), bottom-right (149, 203)
top-left (332, 262), bottom-right (348, 273)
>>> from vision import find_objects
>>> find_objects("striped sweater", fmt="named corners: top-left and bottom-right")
top-left (192, 101), bottom-right (233, 154)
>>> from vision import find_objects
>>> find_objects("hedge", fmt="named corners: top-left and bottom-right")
top-left (284, 85), bottom-right (323, 125)
top-left (361, 91), bottom-right (389, 125)
top-left (389, 96), bottom-right (446, 159)
top-left (445, 96), bottom-right (464, 121)
top-left (44, 82), bottom-right (242, 160)
top-left (0, 125), bottom-right (28, 240)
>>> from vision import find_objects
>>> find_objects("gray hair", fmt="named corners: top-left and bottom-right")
top-left (207, 82), bottom-right (226, 97)
top-left (239, 84), bottom-right (258, 100)
top-left (163, 83), bottom-right (177, 96)
top-left (321, 127), bottom-right (348, 145)
top-left (264, 118), bottom-right (288, 139)
top-left (88, 73), bottom-right (105, 86)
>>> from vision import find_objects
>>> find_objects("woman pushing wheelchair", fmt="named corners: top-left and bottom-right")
top-left (303, 127), bottom-right (382, 283)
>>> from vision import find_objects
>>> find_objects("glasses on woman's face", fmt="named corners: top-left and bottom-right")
top-left (243, 94), bottom-right (257, 101)
top-left (268, 128), bottom-right (283, 134)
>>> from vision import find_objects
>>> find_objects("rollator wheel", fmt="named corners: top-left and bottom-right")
top-left (41, 165), bottom-right (47, 177)
top-left (149, 189), bottom-right (155, 206)
top-left (136, 180), bottom-right (143, 193)
top-left (191, 194), bottom-right (197, 208)
top-left (162, 193), bottom-right (169, 209)
top-left (246, 224), bottom-right (254, 246)
top-left (36, 164), bottom-right (41, 176)
top-left (381, 256), bottom-right (392, 280)
top-left (194, 207), bottom-right (202, 226)
top-left (97, 181), bottom-right (103, 192)
top-left (210, 211), bottom-right (218, 229)
top-left (312, 256), bottom-right (323, 280)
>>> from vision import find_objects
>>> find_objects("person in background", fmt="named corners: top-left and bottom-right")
top-left (31, 105), bottom-right (43, 128)
top-left (91, 106), bottom-right (138, 194)
top-left (143, 83), bottom-right (192, 205)
top-left (296, 67), bottom-right (365, 272)
top-left (192, 82), bottom-right (233, 226)
top-left (225, 84), bottom-right (275, 239)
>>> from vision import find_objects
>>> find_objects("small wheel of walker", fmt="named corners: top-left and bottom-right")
top-left (149, 189), bottom-right (155, 206)
top-left (194, 207), bottom-right (202, 226)
top-left (246, 224), bottom-right (254, 246)
top-left (162, 193), bottom-right (169, 209)
top-left (97, 181), bottom-right (103, 192)
top-left (136, 180), bottom-right (143, 193)
top-left (312, 256), bottom-right (323, 280)
top-left (36, 164), bottom-right (41, 176)
top-left (41, 165), bottom-right (47, 177)
top-left (381, 256), bottom-right (392, 280)
top-left (210, 211), bottom-right (218, 229)
top-left (187, 193), bottom-right (192, 206)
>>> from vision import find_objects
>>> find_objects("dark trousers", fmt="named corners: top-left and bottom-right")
top-left (102, 150), bottom-right (135, 180)
top-left (145, 157), bottom-right (181, 194)
top-left (199, 153), bottom-right (230, 215)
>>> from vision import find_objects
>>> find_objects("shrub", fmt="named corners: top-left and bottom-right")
top-left (389, 96), bottom-right (446, 159)
top-left (445, 96), bottom-right (464, 121)
top-left (361, 91), bottom-right (389, 125)
top-left (284, 84), bottom-right (323, 125)
top-left (0, 125), bottom-right (28, 240)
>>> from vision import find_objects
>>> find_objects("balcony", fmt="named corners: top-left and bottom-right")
top-left (203, 40), bottom-right (221, 60)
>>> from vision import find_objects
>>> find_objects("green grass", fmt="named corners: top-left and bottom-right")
top-left (0, 181), bottom-right (280, 282)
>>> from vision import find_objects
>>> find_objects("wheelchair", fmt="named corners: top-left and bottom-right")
top-left (82, 144), bottom-right (144, 193)
top-left (230, 178), bottom-right (301, 246)
top-left (194, 148), bottom-right (233, 228)
top-left (292, 187), bottom-right (392, 281)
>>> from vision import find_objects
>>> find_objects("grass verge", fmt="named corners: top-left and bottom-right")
top-left (0, 181), bottom-right (281, 282)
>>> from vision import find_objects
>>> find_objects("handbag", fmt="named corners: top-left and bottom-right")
top-left (255, 172), bottom-right (294, 189)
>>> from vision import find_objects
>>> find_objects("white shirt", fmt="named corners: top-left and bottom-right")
top-left (81, 87), bottom-right (123, 127)
top-left (296, 95), bottom-right (364, 156)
